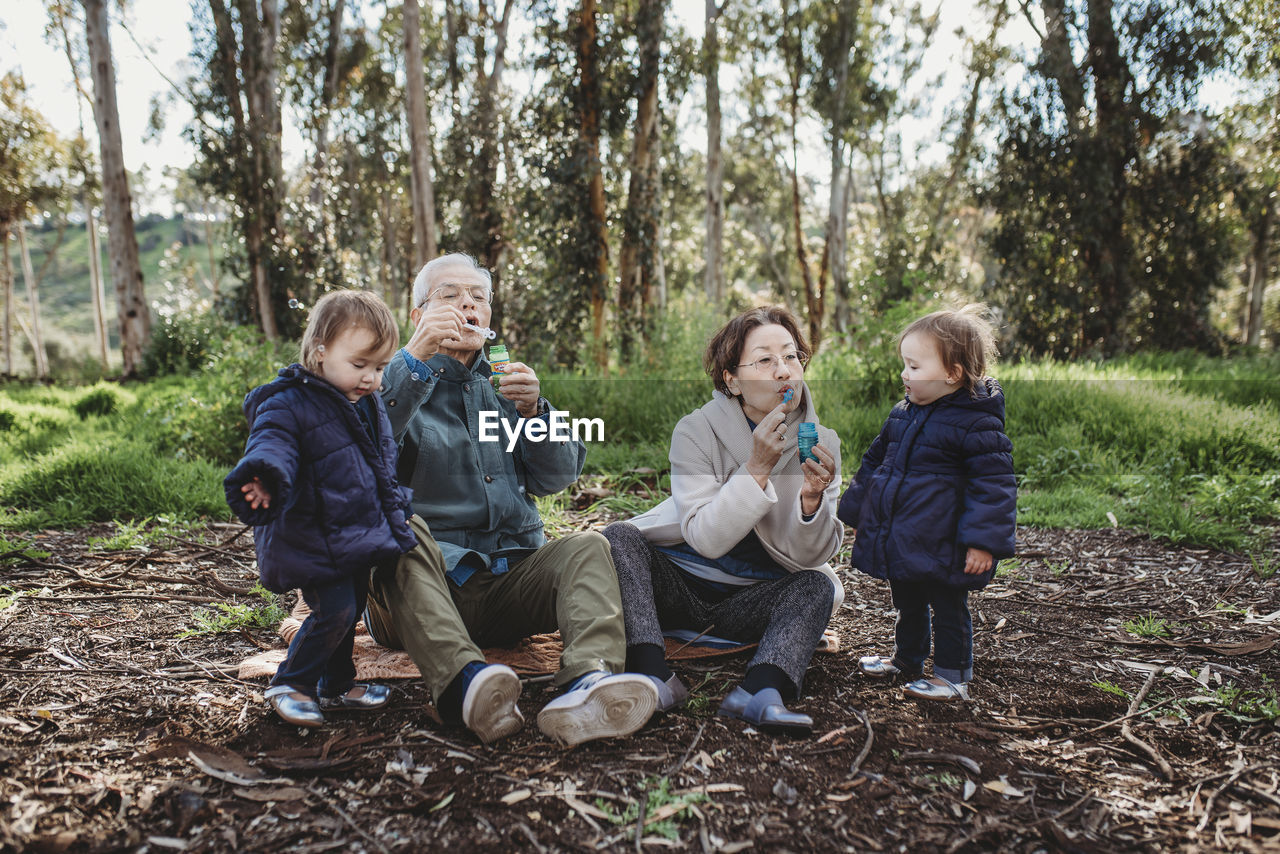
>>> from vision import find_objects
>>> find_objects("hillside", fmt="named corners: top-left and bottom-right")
top-left (16, 214), bottom-right (223, 352)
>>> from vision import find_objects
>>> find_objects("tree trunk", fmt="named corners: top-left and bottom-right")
top-left (404, 0), bottom-right (438, 270)
top-left (1084, 0), bottom-right (1131, 354)
top-left (2, 227), bottom-right (11, 376)
top-left (1039, 0), bottom-right (1086, 136)
top-left (618, 0), bottom-right (664, 361)
top-left (578, 0), bottom-right (610, 370)
top-left (822, 0), bottom-right (857, 338)
top-left (784, 0), bottom-right (821, 348)
top-left (703, 0), bottom-right (725, 305)
top-left (16, 224), bottom-right (48, 379)
top-left (84, 0), bottom-right (150, 376)
top-left (86, 206), bottom-right (110, 368)
top-left (1246, 195), bottom-right (1273, 347)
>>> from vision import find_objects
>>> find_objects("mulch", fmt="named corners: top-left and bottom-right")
top-left (1, 518), bottom-right (1278, 853)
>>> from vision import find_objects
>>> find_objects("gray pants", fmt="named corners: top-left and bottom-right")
top-left (602, 522), bottom-right (833, 697)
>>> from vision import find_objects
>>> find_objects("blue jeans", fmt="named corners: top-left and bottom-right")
top-left (271, 571), bottom-right (369, 700)
top-left (889, 580), bottom-right (973, 683)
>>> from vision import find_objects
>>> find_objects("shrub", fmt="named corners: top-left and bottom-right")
top-left (72, 384), bottom-right (125, 419)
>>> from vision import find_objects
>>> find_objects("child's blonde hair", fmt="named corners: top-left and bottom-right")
top-left (898, 304), bottom-right (998, 395)
top-left (300, 290), bottom-right (399, 372)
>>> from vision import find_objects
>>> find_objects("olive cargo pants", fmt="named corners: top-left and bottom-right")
top-left (364, 515), bottom-right (626, 701)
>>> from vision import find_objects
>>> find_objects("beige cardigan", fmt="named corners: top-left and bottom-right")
top-left (628, 384), bottom-right (845, 614)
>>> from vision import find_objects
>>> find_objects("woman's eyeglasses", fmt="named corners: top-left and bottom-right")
top-left (736, 352), bottom-right (808, 373)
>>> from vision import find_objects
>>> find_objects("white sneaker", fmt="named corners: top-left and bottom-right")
top-left (536, 671), bottom-right (658, 747)
top-left (461, 664), bottom-right (524, 744)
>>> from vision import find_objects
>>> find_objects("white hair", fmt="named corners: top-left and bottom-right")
top-left (411, 253), bottom-right (494, 308)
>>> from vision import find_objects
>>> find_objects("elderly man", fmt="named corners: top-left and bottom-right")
top-left (363, 252), bottom-right (657, 746)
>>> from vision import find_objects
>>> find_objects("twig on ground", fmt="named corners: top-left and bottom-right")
top-left (1196, 762), bottom-right (1280, 832)
top-left (633, 785), bottom-right (647, 853)
top-left (1120, 668), bottom-right (1174, 780)
top-left (900, 751), bottom-right (981, 776)
top-left (668, 624), bottom-right (718, 657)
top-left (307, 785), bottom-right (390, 854)
top-left (1049, 696), bottom-right (1178, 744)
top-left (849, 708), bottom-right (874, 777)
top-left (664, 720), bottom-right (707, 777)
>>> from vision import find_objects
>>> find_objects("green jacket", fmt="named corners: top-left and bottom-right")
top-left (381, 349), bottom-right (586, 581)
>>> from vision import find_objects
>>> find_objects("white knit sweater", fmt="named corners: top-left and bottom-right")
top-left (628, 384), bottom-right (845, 613)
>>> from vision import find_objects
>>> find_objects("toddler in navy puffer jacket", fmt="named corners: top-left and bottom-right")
top-left (226, 290), bottom-right (417, 728)
top-left (837, 306), bottom-right (1016, 702)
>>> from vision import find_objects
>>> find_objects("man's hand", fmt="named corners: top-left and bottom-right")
top-left (405, 303), bottom-right (467, 361)
top-left (964, 547), bottom-right (993, 575)
top-left (241, 477), bottom-right (272, 510)
top-left (497, 361), bottom-right (541, 418)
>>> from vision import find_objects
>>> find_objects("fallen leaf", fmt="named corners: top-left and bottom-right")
top-left (232, 786), bottom-right (307, 802)
top-left (963, 780), bottom-right (976, 801)
top-left (501, 788), bottom-right (532, 805)
top-left (187, 752), bottom-right (268, 787)
top-left (983, 779), bottom-right (1026, 798)
top-left (429, 792), bottom-right (455, 812)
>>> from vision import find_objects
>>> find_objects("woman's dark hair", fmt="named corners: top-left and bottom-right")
top-left (703, 305), bottom-right (812, 397)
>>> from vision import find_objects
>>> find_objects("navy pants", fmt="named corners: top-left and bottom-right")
top-left (271, 571), bottom-right (369, 700)
top-left (889, 579), bottom-right (973, 684)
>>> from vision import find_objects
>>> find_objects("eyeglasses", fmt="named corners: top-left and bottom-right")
top-left (736, 352), bottom-right (808, 373)
top-left (420, 283), bottom-right (491, 307)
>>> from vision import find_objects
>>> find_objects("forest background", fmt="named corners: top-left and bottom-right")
top-left (0, 0), bottom-right (1278, 565)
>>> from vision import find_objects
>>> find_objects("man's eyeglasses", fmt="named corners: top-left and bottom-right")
top-left (736, 352), bottom-right (808, 373)
top-left (421, 283), bottom-right (491, 307)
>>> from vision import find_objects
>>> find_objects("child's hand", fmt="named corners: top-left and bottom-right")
top-left (241, 477), bottom-right (272, 510)
top-left (964, 547), bottom-right (993, 575)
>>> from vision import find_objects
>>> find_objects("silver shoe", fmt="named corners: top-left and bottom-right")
top-left (858, 655), bottom-right (904, 679)
top-left (265, 685), bottom-right (325, 727)
top-left (645, 673), bottom-right (689, 713)
top-left (903, 677), bottom-right (970, 702)
top-left (319, 682), bottom-right (392, 711)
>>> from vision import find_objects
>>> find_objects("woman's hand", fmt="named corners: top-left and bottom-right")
top-left (405, 303), bottom-right (466, 361)
top-left (746, 403), bottom-right (791, 490)
top-left (798, 443), bottom-right (836, 516)
top-left (241, 477), bottom-right (271, 510)
top-left (964, 547), bottom-right (993, 575)
top-left (497, 361), bottom-right (541, 418)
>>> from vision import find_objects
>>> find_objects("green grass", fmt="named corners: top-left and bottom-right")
top-left (0, 346), bottom-right (1277, 554)
top-left (594, 777), bottom-right (708, 841)
top-left (178, 584), bottom-right (288, 637)
top-left (1124, 613), bottom-right (1176, 638)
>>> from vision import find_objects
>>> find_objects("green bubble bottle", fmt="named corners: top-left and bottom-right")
top-left (489, 344), bottom-right (510, 388)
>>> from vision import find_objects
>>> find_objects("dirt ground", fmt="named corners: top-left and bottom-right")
top-left (2, 517), bottom-right (1278, 853)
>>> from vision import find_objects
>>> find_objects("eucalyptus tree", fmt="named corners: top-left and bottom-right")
top-left (703, 0), bottom-right (725, 305)
top-left (82, 0), bottom-right (150, 374)
top-left (983, 0), bottom-right (1231, 357)
top-left (186, 0), bottom-right (291, 339)
top-left (0, 73), bottom-right (64, 377)
top-left (403, 0), bottom-right (439, 268)
top-left (1224, 0), bottom-right (1279, 347)
top-left (616, 0), bottom-right (666, 361)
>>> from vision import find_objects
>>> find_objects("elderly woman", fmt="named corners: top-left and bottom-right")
top-left (602, 306), bottom-right (844, 734)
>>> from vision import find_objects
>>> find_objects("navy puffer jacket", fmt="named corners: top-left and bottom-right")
top-left (837, 377), bottom-right (1016, 590)
top-left (225, 365), bottom-right (416, 593)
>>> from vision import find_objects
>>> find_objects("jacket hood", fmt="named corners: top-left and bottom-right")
top-left (243, 363), bottom-right (346, 422)
top-left (935, 376), bottom-right (1005, 423)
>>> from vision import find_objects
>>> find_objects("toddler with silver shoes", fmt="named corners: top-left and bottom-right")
top-left (225, 291), bottom-right (418, 727)
top-left (837, 306), bottom-right (1017, 702)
